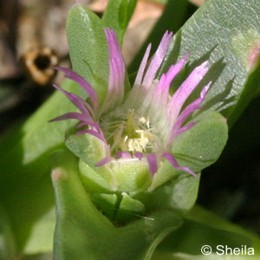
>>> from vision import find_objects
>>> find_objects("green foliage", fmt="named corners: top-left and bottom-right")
top-left (52, 150), bottom-right (182, 260)
top-left (0, 81), bottom-right (77, 255)
top-left (102, 0), bottom-right (137, 45)
top-left (153, 206), bottom-right (260, 258)
top-left (159, 0), bottom-right (260, 125)
top-left (66, 6), bottom-right (109, 103)
top-left (0, 0), bottom-right (259, 259)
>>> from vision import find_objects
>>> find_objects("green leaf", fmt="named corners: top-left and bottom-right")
top-left (79, 160), bottom-right (112, 193)
top-left (152, 205), bottom-right (260, 259)
top-left (22, 209), bottom-right (55, 255)
top-left (67, 5), bottom-right (109, 102)
top-left (187, 206), bottom-right (260, 254)
top-left (228, 59), bottom-right (260, 127)
top-left (0, 81), bottom-right (76, 254)
top-left (158, 0), bottom-right (260, 125)
top-left (66, 134), bottom-right (152, 195)
top-left (0, 203), bottom-right (16, 260)
top-left (65, 133), bottom-right (106, 167)
top-left (148, 112), bottom-right (228, 193)
top-left (52, 150), bottom-right (183, 260)
top-left (135, 112), bottom-right (228, 216)
top-left (172, 112), bottom-right (228, 173)
top-left (102, 0), bottom-right (137, 45)
top-left (138, 173), bottom-right (201, 216)
top-left (153, 220), bottom-right (252, 257)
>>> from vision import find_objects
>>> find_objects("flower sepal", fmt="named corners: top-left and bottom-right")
top-left (63, 110), bottom-right (228, 221)
top-left (149, 111), bottom-right (228, 192)
top-left (66, 132), bottom-right (152, 194)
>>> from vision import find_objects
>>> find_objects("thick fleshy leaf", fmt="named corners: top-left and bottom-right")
top-left (172, 112), bottom-right (228, 173)
top-left (152, 221), bottom-right (254, 259)
top-left (0, 2), bottom-right (132, 258)
top-left (66, 133), bottom-right (152, 195)
top-left (52, 150), bottom-right (183, 260)
top-left (0, 203), bottom-right (16, 260)
top-left (152, 206), bottom-right (260, 258)
top-left (158, 0), bottom-right (260, 125)
top-left (0, 0), bottom-right (258, 258)
top-left (147, 112), bottom-right (228, 192)
top-left (132, 112), bottom-right (227, 217)
top-left (0, 81), bottom-right (77, 255)
top-left (137, 172), bottom-right (201, 217)
top-left (66, 5), bottom-right (109, 103)
top-left (102, 0), bottom-right (137, 45)
top-left (187, 206), bottom-right (260, 254)
top-left (227, 59), bottom-right (260, 127)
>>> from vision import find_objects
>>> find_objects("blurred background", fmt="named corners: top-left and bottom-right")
top-left (0, 0), bottom-right (259, 249)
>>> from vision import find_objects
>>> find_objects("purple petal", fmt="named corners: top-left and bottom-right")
top-left (53, 84), bottom-right (93, 117)
top-left (174, 122), bottom-right (195, 136)
top-left (76, 129), bottom-right (106, 143)
top-left (168, 61), bottom-right (209, 121)
top-left (170, 83), bottom-right (210, 140)
top-left (49, 112), bottom-right (95, 126)
top-left (96, 157), bottom-right (113, 167)
top-left (76, 120), bottom-right (100, 130)
top-left (55, 67), bottom-right (98, 108)
top-left (134, 43), bottom-right (152, 86)
top-left (115, 151), bottom-right (132, 159)
top-left (103, 29), bottom-right (125, 109)
top-left (162, 152), bottom-right (196, 176)
top-left (134, 152), bottom-right (143, 160)
top-left (149, 54), bottom-right (189, 111)
top-left (142, 31), bottom-right (173, 87)
top-left (159, 53), bottom-right (189, 91)
top-left (147, 154), bottom-right (158, 175)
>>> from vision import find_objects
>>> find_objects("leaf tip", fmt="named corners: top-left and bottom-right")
top-left (52, 168), bottom-right (68, 182)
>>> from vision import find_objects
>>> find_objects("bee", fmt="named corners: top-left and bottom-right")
top-left (20, 46), bottom-right (59, 86)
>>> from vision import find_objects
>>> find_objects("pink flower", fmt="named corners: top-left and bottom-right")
top-left (51, 29), bottom-right (210, 176)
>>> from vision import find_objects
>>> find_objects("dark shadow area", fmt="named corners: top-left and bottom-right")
top-left (198, 95), bottom-right (260, 234)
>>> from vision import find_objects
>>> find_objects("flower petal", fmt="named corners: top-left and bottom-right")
top-left (162, 152), bottom-right (196, 176)
top-left (167, 61), bottom-right (209, 130)
top-left (52, 84), bottom-right (93, 116)
top-left (134, 152), bottom-right (143, 160)
top-left (146, 54), bottom-right (189, 119)
top-left (142, 31), bottom-right (173, 87)
top-left (49, 112), bottom-right (95, 126)
top-left (115, 151), bottom-right (132, 159)
top-left (102, 29), bottom-right (125, 110)
top-left (96, 156), bottom-right (113, 167)
top-left (170, 83), bottom-right (210, 139)
top-left (147, 154), bottom-right (158, 175)
top-left (155, 53), bottom-right (189, 100)
top-left (134, 43), bottom-right (152, 86)
top-left (77, 129), bottom-right (106, 143)
top-left (55, 67), bottom-right (98, 109)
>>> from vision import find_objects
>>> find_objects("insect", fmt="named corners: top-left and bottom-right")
top-left (20, 46), bottom-right (59, 86)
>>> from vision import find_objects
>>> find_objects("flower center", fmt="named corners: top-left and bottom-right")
top-left (101, 108), bottom-right (157, 155)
